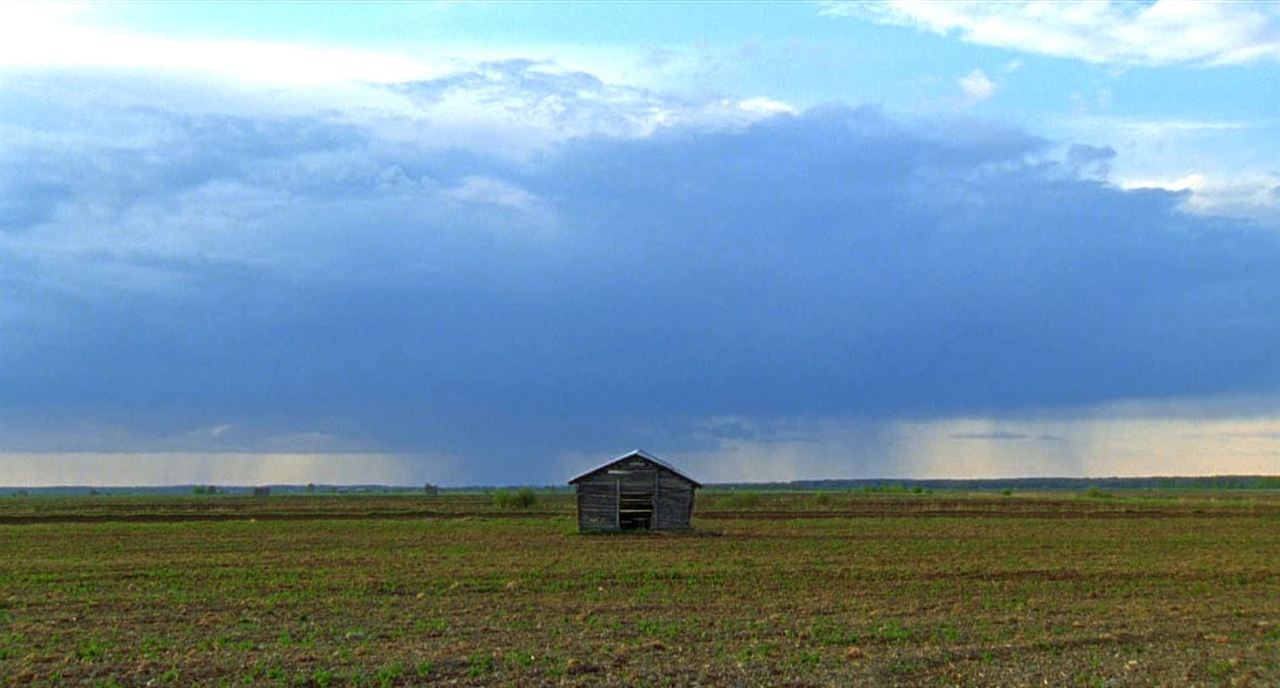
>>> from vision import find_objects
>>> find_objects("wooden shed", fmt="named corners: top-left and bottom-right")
top-left (569, 450), bottom-right (701, 532)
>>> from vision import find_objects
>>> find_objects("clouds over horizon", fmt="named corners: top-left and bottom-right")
top-left (2, 62), bottom-right (1277, 483)
top-left (831, 1), bottom-right (1280, 66)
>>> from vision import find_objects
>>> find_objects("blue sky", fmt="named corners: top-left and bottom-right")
top-left (1, 1), bottom-right (1277, 485)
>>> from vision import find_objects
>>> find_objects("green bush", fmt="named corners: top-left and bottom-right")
top-left (493, 488), bottom-right (537, 509)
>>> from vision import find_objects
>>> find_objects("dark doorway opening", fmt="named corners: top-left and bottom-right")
top-left (619, 488), bottom-right (654, 530)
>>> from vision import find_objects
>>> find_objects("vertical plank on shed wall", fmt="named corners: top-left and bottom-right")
top-left (652, 471), bottom-right (660, 531)
top-left (614, 476), bottom-right (620, 529)
top-left (688, 483), bottom-right (694, 524)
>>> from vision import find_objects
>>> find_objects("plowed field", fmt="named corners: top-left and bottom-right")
top-left (2, 492), bottom-right (1277, 686)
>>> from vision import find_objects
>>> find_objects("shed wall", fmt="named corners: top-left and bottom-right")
top-left (577, 477), bottom-right (619, 531)
top-left (574, 459), bottom-right (696, 532)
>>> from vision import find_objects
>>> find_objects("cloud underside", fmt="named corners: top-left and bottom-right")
top-left (1, 64), bottom-right (1278, 478)
top-left (831, 1), bottom-right (1280, 66)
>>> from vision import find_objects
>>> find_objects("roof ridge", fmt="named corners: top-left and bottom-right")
top-left (567, 450), bottom-right (702, 487)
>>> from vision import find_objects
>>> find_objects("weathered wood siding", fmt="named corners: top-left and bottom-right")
top-left (656, 472), bottom-right (694, 530)
top-left (573, 456), bottom-right (696, 532)
top-left (576, 477), bottom-right (618, 532)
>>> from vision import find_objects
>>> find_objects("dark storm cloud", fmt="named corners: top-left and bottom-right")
top-left (1, 68), bottom-right (1276, 482)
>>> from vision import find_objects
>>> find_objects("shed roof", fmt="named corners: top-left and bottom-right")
top-left (568, 449), bottom-right (702, 488)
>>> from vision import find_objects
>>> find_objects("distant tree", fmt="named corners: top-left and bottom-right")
top-left (423, 483), bottom-right (439, 495)
top-left (306, 483), bottom-right (316, 494)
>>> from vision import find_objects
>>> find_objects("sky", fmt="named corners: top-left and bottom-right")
top-left (1, 1), bottom-right (1277, 486)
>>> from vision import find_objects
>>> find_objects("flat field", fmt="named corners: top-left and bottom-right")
top-left (1, 491), bottom-right (1278, 686)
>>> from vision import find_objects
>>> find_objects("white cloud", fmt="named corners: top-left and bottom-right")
top-left (384, 63), bottom-right (797, 156)
top-left (958, 68), bottom-right (995, 103)
top-left (444, 176), bottom-right (555, 226)
top-left (826, 0), bottom-right (1280, 66)
top-left (0, 5), bottom-right (454, 86)
top-left (1120, 172), bottom-right (1280, 224)
top-left (1043, 115), bottom-right (1280, 225)
top-left (1122, 173), bottom-right (1207, 193)
top-left (1068, 118), bottom-right (1254, 136)
top-left (0, 3), bottom-right (727, 99)
top-left (736, 96), bottom-right (798, 116)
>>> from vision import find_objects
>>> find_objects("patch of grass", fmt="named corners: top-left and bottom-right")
top-left (1207, 659), bottom-right (1235, 679)
top-left (0, 632), bottom-right (25, 661)
top-left (373, 662), bottom-right (403, 688)
top-left (636, 620), bottom-right (682, 640)
top-left (77, 637), bottom-right (107, 661)
top-left (873, 621), bottom-right (912, 643)
top-left (721, 491), bottom-right (762, 509)
top-left (412, 617), bottom-right (449, 635)
top-left (1084, 486), bottom-right (1114, 499)
top-left (503, 650), bottom-right (536, 667)
top-left (887, 659), bottom-right (923, 675)
top-left (810, 620), bottom-right (859, 646)
top-left (468, 652), bottom-right (496, 677)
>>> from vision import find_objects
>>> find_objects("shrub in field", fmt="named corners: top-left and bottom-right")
top-left (493, 488), bottom-right (538, 509)
top-left (1084, 486), bottom-right (1113, 499)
